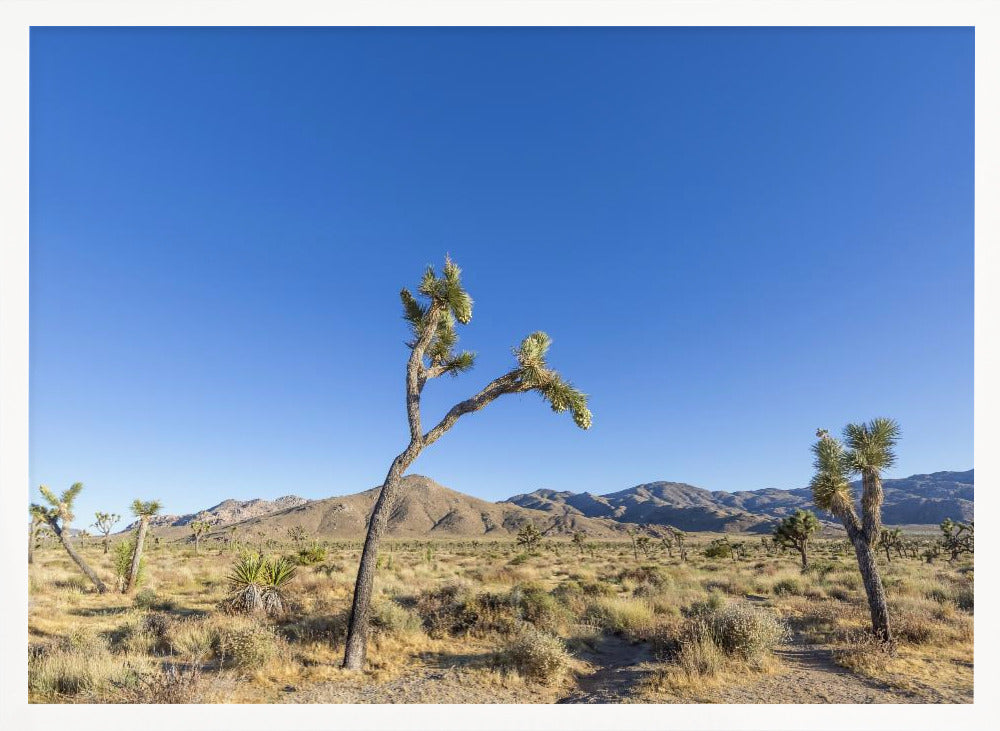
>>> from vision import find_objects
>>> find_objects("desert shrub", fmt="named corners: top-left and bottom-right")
top-left (109, 612), bottom-right (173, 655)
top-left (498, 625), bottom-right (571, 684)
top-left (225, 551), bottom-right (297, 617)
top-left (617, 565), bottom-right (669, 588)
top-left (369, 600), bottom-right (423, 636)
top-left (673, 628), bottom-right (725, 679)
top-left (681, 592), bottom-right (726, 618)
top-left (703, 539), bottom-right (732, 560)
top-left (804, 561), bottom-right (836, 580)
top-left (772, 577), bottom-right (803, 596)
top-left (167, 618), bottom-right (218, 662)
top-left (132, 588), bottom-right (176, 611)
top-left (114, 539), bottom-right (144, 592)
top-left (215, 618), bottom-right (283, 669)
top-left (415, 583), bottom-right (476, 637)
top-left (291, 544), bottom-right (327, 566)
top-left (583, 596), bottom-right (655, 636)
top-left (954, 585), bottom-right (974, 612)
top-left (580, 579), bottom-right (617, 597)
top-left (29, 636), bottom-right (149, 700)
top-left (833, 630), bottom-right (896, 676)
top-left (892, 611), bottom-right (937, 645)
top-left (508, 553), bottom-right (529, 566)
top-left (708, 603), bottom-right (786, 662)
top-left (925, 587), bottom-right (949, 604)
top-left (509, 583), bottom-right (567, 632)
top-left (114, 663), bottom-right (204, 703)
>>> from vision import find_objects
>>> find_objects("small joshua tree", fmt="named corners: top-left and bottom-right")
top-left (939, 518), bottom-right (974, 561)
top-left (636, 534), bottom-right (652, 558)
top-left (287, 526), bottom-right (308, 546)
top-left (92, 512), bottom-right (121, 554)
top-left (878, 527), bottom-right (903, 563)
top-left (125, 499), bottom-right (162, 593)
top-left (626, 527), bottom-right (640, 561)
top-left (342, 258), bottom-right (591, 670)
top-left (190, 520), bottom-right (212, 554)
top-left (665, 525), bottom-right (688, 563)
top-left (572, 531), bottom-right (586, 556)
top-left (517, 523), bottom-right (542, 553)
top-left (811, 420), bottom-right (899, 643)
top-left (772, 509), bottom-right (820, 569)
top-left (31, 484), bottom-right (108, 592)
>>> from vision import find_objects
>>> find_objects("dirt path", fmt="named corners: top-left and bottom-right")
top-left (557, 634), bottom-right (655, 704)
top-left (713, 637), bottom-right (920, 704)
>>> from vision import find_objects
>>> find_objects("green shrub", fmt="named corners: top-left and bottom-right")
top-left (114, 539), bottom-right (144, 592)
top-left (772, 577), bottom-right (803, 596)
top-left (369, 600), bottom-right (422, 636)
top-left (291, 544), bottom-right (327, 566)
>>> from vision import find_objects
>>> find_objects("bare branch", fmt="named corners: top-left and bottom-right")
top-left (421, 370), bottom-right (525, 447)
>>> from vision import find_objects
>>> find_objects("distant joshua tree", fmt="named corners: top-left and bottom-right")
top-left (572, 531), bottom-right (586, 556)
top-left (810, 419), bottom-right (900, 643)
top-left (939, 518), bottom-right (973, 561)
top-left (287, 525), bottom-right (308, 546)
top-left (516, 523), bottom-right (542, 553)
top-left (772, 509), bottom-right (821, 569)
top-left (124, 500), bottom-right (162, 593)
top-left (91, 512), bottom-right (121, 554)
top-left (878, 527), bottom-right (904, 563)
top-left (342, 258), bottom-right (591, 671)
top-left (635, 534), bottom-right (652, 558)
top-left (664, 525), bottom-right (687, 562)
top-left (31, 484), bottom-right (108, 592)
top-left (626, 527), bottom-right (640, 561)
top-left (190, 520), bottom-right (212, 554)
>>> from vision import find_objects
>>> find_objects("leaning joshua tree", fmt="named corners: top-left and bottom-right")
top-left (31, 484), bottom-right (108, 592)
top-left (811, 419), bottom-right (900, 642)
top-left (342, 257), bottom-right (591, 670)
top-left (772, 509), bottom-right (820, 569)
top-left (92, 512), bottom-right (121, 554)
top-left (124, 499), bottom-right (162, 593)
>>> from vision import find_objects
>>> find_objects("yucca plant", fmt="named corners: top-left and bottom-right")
top-left (226, 551), bottom-right (297, 617)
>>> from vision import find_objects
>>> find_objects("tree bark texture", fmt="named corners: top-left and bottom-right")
top-left (125, 518), bottom-right (149, 593)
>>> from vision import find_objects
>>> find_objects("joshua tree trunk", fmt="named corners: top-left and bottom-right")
top-left (799, 543), bottom-right (808, 570)
top-left (125, 518), bottom-right (149, 593)
top-left (103, 536), bottom-right (110, 554)
top-left (851, 533), bottom-right (892, 643)
top-left (51, 522), bottom-right (108, 593)
top-left (28, 521), bottom-right (39, 565)
top-left (344, 448), bottom-right (418, 670)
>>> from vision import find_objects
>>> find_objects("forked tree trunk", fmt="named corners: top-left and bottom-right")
top-left (344, 448), bottom-right (419, 669)
top-left (52, 522), bottom-right (108, 593)
top-left (851, 535), bottom-right (892, 643)
top-left (125, 518), bottom-right (149, 593)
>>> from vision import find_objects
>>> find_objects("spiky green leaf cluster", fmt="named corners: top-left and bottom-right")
top-left (842, 418), bottom-right (900, 474)
top-left (226, 551), bottom-right (297, 616)
top-left (401, 257), bottom-right (477, 376)
top-left (37, 482), bottom-right (84, 524)
top-left (809, 433), bottom-right (852, 514)
top-left (773, 509), bottom-right (820, 547)
top-left (131, 499), bottom-right (163, 518)
top-left (514, 332), bottom-right (592, 430)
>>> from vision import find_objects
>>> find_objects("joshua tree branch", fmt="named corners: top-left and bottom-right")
top-left (421, 370), bottom-right (525, 447)
top-left (405, 305), bottom-right (442, 442)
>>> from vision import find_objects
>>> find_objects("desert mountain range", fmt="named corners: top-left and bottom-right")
top-left (137, 470), bottom-right (972, 542)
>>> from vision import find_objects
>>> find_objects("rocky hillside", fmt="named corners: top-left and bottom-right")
top-left (504, 470), bottom-right (973, 532)
top-left (159, 475), bottom-right (629, 543)
top-left (125, 495), bottom-right (308, 532)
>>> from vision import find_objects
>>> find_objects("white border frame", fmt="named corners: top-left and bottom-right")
top-left (1, 2), bottom-right (996, 729)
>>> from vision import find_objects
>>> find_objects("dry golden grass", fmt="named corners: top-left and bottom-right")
top-left (28, 533), bottom-right (973, 703)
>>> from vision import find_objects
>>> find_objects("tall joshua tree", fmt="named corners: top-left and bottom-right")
top-left (773, 509), bottom-right (820, 569)
top-left (810, 419), bottom-right (900, 642)
top-left (31, 484), bottom-right (108, 592)
top-left (342, 258), bottom-right (591, 670)
top-left (92, 512), bottom-right (121, 554)
top-left (125, 499), bottom-right (162, 593)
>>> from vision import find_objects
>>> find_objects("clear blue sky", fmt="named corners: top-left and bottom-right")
top-left (30, 27), bottom-right (973, 522)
